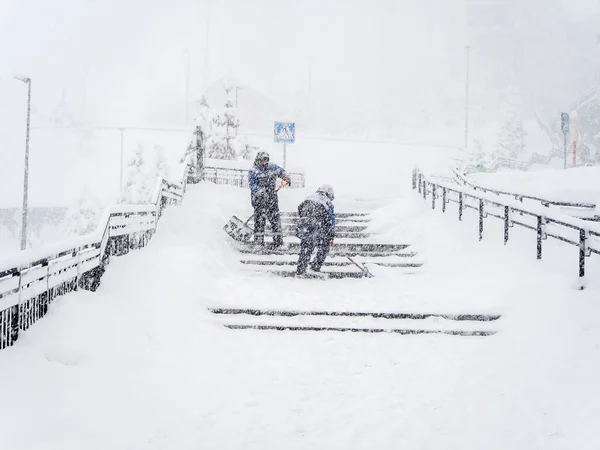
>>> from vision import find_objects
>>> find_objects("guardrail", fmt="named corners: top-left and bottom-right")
top-left (202, 166), bottom-right (305, 189)
top-left (0, 165), bottom-right (189, 350)
top-left (452, 169), bottom-right (598, 220)
top-left (412, 168), bottom-right (600, 285)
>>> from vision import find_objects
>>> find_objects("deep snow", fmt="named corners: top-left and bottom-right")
top-left (467, 166), bottom-right (600, 205)
top-left (0, 140), bottom-right (599, 449)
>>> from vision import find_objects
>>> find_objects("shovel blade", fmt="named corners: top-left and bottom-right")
top-left (224, 216), bottom-right (254, 242)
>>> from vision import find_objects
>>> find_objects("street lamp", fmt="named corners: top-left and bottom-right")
top-left (464, 45), bottom-right (471, 150)
top-left (14, 76), bottom-right (32, 251)
top-left (235, 85), bottom-right (240, 137)
top-left (184, 48), bottom-right (190, 123)
top-left (118, 128), bottom-right (125, 193)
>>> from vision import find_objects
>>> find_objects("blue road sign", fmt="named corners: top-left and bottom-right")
top-left (274, 122), bottom-right (295, 144)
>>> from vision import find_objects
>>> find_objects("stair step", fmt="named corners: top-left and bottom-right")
top-left (224, 324), bottom-right (496, 336)
top-left (256, 269), bottom-right (368, 279)
top-left (279, 225), bottom-right (369, 233)
top-left (280, 212), bottom-right (370, 218)
top-left (239, 260), bottom-right (423, 268)
top-left (255, 218), bottom-right (371, 224)
top-left (291, 242), bottom-right (409, 252)
top-left (237, 247), bottom-right (417, 258)
top-left (210, 307), bottom-right (501, 322)
top-left (266, 232), bottom-right (372, 239)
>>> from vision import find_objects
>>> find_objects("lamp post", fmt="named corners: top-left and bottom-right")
top-left (14, 76), bottom-right (32, 251)
top-left (119, 128), bottom-right (125, 193)
top-left (184, 48), bottom-right (190, 123)
top-left (235, 85), bottom-right (240, 137)
top-left (464, 45), bottom-right (471, 150)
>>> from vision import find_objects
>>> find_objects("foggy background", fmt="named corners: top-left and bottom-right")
top-left (1, 0), bottom-right (600, 207)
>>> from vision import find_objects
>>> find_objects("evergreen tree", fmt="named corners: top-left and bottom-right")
top-left (154, 144), bottom-right (169, 179)
top-left (206, 108), bottom-right (233, 159)
top-left (195, 96), bottom-right (210, 129)
top-left (496, 86), bottom-right (527, 158)
top-left (204, 79), bottom-right (245, 160)
top-left (62, 187), bottom-right (104, 236)
top-left (51, 89), bottom-right (75, 126)
top-left (121, 144), bottom-right (155, 204)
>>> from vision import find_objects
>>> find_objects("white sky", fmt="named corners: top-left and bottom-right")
top-left (1, 0), bottom-right (599, 129)
top-left (1, 0), bottom-right (600, 207)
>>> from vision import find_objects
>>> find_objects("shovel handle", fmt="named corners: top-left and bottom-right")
top-left (277, 178), bottom-right (290, 191)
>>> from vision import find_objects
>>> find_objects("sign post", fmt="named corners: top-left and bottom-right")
top-left (274, 121), bottom-right (295, 169)
top-left (571, 111), bottom-right (580, 168)
top-left (561, 112), bottom-right (569, 169)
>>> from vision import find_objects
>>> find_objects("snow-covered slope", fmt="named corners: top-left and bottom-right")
top-left (467, 166), bottom-right (600, 205)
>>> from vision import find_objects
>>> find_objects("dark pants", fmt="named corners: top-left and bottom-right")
top-left (253, 195), bottom-right (282, 246)
top-left (297, 235), bottom-right (330, 274)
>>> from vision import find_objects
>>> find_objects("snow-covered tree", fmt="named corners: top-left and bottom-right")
top-left (61, 187), bottom-right (105, 237)
top-left (497, 115), bottom-right (527, 158)
top-left (496, 87), bottom-right (528, 158)
top-left (51, 89), bottom-right (75, 126)
top-left (154, 144), bottom-right (169, 179)
top-left (241, 142), bottom-right (258, 160)
top-left (195, 96), bottom-right (210, 130)
top-left (224, 99), bottom-right (243, 155)
top-left (206, 107), bottom-right (232, 159)
top-left (205, 79), bottom-right (245, 160)
top-left (224, 100), bottom-right (240, 136)
top-left (467, 139), bottom-right (488, 167)
top-left (206, 103), bottom-right (239, 160)
top-left (121, 144), bottom-right (155, 204)
top-left (222, 79), bottom-right (234, 97)
top-left (180, 141), bottom-right (197, 166)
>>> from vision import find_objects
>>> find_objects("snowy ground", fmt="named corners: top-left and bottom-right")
top-left (0, 140), bottom-right (599, 449)
top-left (467, 166), bottom-right (600, 205)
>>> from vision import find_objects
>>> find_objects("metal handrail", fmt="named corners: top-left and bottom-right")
top-left (453, 169), bottom-right (596, 210)
top-left (413, 168), bottom-right (599, 284)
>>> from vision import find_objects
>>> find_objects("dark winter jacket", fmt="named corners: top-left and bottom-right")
top-left (248, 163), bottom-right (287, 201)
top-left (296, 192), bottom-right (336, 241)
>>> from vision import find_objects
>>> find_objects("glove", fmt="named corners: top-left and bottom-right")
top-left (329, 240), bottom-right (334, 247)
top-left (282, 176), bottom-right (291, 185)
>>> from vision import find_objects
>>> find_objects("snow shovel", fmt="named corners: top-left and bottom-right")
top-left (223, 214), bottom-right (255, 242)
top-left (223, 179), bottom-right (290, 242)
top-left (346, 256), bottom-right (374, 278)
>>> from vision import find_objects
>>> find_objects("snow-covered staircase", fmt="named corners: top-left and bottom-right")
top-left (238, 211), bottom-right (422, 278)
top-left (220, 211), bottom-right (501, 336)
top-left (208, 307), bottom-right (500, 336)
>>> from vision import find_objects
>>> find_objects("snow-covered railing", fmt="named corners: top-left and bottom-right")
top-left (202, 166), bottom-right (305, 189)
top-left (0, 166), bottom-right (189, 350)
top-left (451, 169), bottom-right (598, 221)
top-left (413, 168), bottom-right (600, 286)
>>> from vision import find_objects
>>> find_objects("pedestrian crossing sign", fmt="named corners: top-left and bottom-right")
top-left (274, 122), bottom-right (295, 144)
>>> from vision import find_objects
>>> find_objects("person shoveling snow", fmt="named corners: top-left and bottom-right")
top-left (248, 152), bottom-right (290, 248)
top-left (295, 184), bottom-right (336, 276)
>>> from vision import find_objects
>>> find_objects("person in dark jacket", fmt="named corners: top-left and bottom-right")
top-left (295, 184), bottom-right (336, 275)
top-left (248, 151), bottom-right (290, 247)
